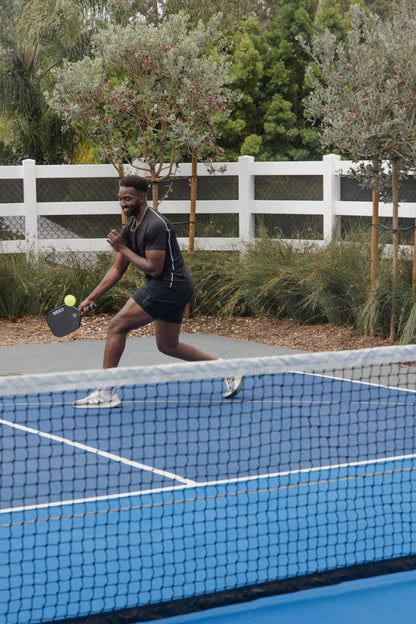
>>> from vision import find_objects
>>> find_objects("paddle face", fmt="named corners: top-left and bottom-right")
top-left (46, 305), bottom-right (82, 337)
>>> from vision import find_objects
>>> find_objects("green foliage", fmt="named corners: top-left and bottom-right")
top-left (0, 0), bottom-right (97, 164)
top-left (102, 0), bottom-right (162, 26)
top-left (0, 0), bottom-right (403, 167)
top-left (0, 139), bottom-right (18, 165)
top-left (186, 230), bottom-right (416, 344)
top-left (48, 14), bottom-right (233, 179)
top-left (301, 1), bottom-right (416, 341)
top-left (357, 252), bottom-right (415, 341)
top-left (213, 0), bottom-right (406, 163)
top-left (363, 0), bottom-right (395, 19)
top-left (0, 253), bottom-right (41, 320)
top-left (0, 251), bottom-right (143, 320)
top-left (214, 19), bottom-right (265, 160)
top-left (185, 251), bottom-right (251, 316)
top-left (163, 0), bottom-right (276, 32)
top-left (217, 1), bottom-right (322, 161)
top-left (314, 0), bottom-right (366, 40)
top-left (302, 3), bottom-right (416, 194)
top-left (4, 233), bottom-right (416, 344)
top-left (302, 235), bottom-right (371, 326)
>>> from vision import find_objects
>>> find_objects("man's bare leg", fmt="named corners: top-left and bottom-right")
top-left (103, 298), bottom-right (154, 368)
top-left (154, 319), bottom-right (217, 361)
top-left (154, 319), bottom-right (243, 398)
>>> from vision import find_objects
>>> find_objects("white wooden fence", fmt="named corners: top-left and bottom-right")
top-left (1, 154), bottom-right (415, 255)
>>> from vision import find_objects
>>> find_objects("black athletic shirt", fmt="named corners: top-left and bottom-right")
top-left (122, 207), bottom-right (194, 292)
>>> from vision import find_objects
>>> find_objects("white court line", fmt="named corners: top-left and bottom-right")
top-left (2, 372), bottom-right (416, 516)
top-left (3, 451), bottom-right (416, 517)
top-left (300, 370), bottom-right (416, 393)
top-left (0, 418), bottom-right (197, 487)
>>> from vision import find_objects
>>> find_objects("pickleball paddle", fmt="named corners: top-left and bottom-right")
top-left (46, 303), bottom-right (96, 337)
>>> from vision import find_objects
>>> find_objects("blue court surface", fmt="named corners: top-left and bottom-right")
top-left (2, 350), bottom-right (416, 623)
top-left (160, 568), bottom-right (416, 624)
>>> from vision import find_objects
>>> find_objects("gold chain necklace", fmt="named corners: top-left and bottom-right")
top-left (130, 206), bottom-right (148, 231)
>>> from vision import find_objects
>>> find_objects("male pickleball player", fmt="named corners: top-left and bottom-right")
top-left (74, 175), bottom-right (243, 408)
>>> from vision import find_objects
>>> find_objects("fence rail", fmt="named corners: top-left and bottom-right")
top-left (1, 154), bottom-right (416, 255)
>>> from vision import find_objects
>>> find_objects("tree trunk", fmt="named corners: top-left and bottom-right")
top-left (413, 218), bottom-right (416, 293)
top-left (185, 156), bottom-right (198, 318)
top-left (117, 162), bottom-right (126, 225)
top-left (148, 164), bottom-right (159, 210)
top-left (389, 159), bottom-right (399, 342)
top-left (188, 156), bottom-right (197, 253)
top-left (370, 187), bottom-right (379, 336)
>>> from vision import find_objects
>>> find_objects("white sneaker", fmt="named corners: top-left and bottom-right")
top-left (223, 376), bottom-right (244, 399)
top-left (73, 388), bottom-right (121, 409)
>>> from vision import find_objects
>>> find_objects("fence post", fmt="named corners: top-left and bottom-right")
top-left (322, 154), bottom-right (341, 243)
top-left (23, 159), bottom-right (38, 255)
top-left (238, 155), bottom-right (255, 245)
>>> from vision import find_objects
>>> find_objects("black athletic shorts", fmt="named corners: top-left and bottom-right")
top-left (132, 281), bottom-right (193, 324)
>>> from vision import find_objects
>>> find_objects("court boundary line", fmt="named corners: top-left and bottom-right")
top-left (2, 359), bottom-right (416, 515)
top-left (2, 451), bottom-right (416, 516)
top-left (0, 417), bottom-right (197, 489)
top-left (299, 370), bottom-right (416, 393)
top-left (2, 459), bottom-right (416, 529)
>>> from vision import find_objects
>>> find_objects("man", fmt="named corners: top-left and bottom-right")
top-left (74, 175), bottom-right (243, 408)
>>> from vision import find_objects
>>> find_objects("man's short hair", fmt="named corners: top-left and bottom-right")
top-left (120, 175), bottom-right (148, 194)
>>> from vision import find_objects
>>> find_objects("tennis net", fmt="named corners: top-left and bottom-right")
top-left (2, 344), bottom-right (416, 624)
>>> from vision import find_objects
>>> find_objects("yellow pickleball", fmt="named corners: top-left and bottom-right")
top-left (64, 294), bottom-right (76, 307)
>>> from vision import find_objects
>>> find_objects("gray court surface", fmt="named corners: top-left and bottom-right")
top-left (0, 334), bottom-right (304, 376)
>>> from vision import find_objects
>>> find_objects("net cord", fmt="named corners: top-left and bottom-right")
top-left (1, 344), bottom-right (416, 396)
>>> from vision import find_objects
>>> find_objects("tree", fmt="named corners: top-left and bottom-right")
top-left (362, 0), bottom-right (395, 19)
top-left (48, 14), bottom-right (233, 208)
top-left (0, 0), bottom-right (100, 163)
top-left (314, 0), bottom-right (365, 40)
top-left (262, 0), bottom-right (320, 160)
top-left (214, 18), bottom-right (266, 161)
top-left (301, 4), bottom-right (416, 340)
top-left (99, 0), bottom-right (161, 26)
top-left (0, 0), bottom-right (154, 164)
top-left (217, 1), bottom-right (321, 162)
top-left (162, 0), bottom-right (276, 32)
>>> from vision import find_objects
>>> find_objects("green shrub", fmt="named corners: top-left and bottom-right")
top-left (2, 231), bottom-right (416, 344)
